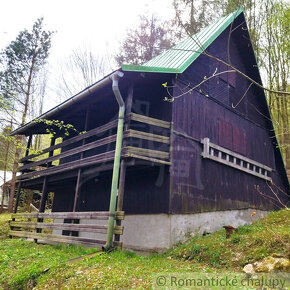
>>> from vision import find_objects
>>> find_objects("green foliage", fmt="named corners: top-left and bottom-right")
top-left (0, 18), bottom-right (54, 117)
top-left (34, 119), bottom-right (86, 137)
top-left (0, 127), bottom-right (15, 171)
top-left (0, 213), bottom-right (10, 239)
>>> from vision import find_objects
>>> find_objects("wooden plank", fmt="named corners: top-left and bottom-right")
top-left (19, 135), bottom-right (117, 171)
top-left (124, 129), bottom-right (170, 144)
top-left (9, 230), bottom-right (122, 248)
top-left (125, 153), bottom-right (171, 165)
top-left (18, 150), bottom-right (116, 180)
top-left (10, 222), bottom-right (124, 235)
top-left (11, 211), bottom-right (125, 220)
top-left (129, 113), bottom-right (171, 129)
top-left (12, 211), bottom-right (109, 220)
top-left (21, 119), bottom-right (118, 163)
top-left (126, 146), bottom-right (169, 159)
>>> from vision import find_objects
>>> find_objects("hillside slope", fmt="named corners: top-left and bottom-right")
top-left (0, 210), bottom-right (289, 289)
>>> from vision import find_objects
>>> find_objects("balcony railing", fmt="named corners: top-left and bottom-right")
top-left (9, 211), bottom-right (125, 248)
top-left (18, 113), bottom-right (171, 181)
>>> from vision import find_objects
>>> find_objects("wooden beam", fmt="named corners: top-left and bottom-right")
top-left (117, 160), bottom-right (126, 212)
top-left (38, 177), bottom-right (48, 213)
top-left (25, 135), bottom-right (32, 157)
top-left (47, 137), bottom-right (56, 168)
top-left (13, 182), bottom-right (22, 214)
top-left (115, 160), bottom-right (127, 242)
top-left (9, 230), bottom-right (122, 248)
top-left (73, 107), bottom-right (90, 212)
top-left (124, 129), bottom-right (170, 143)
top-left (129, 113), bottom-right (171, 129)
top-left (10, 222), bottom-right (124, 235)
top-left (125, 146), bottom-right (170, 159)
top-left (124, 153), bottom-right (171, 165)
top-left (11, 211), bottom-right (125, 220)
top-left (125, 84), bottom-right (134, 121)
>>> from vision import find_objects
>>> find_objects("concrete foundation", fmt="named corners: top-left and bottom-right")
top-left (120, 209), bottom-right (269, 252)
top-left (52, 208), bottom-right (269, 252)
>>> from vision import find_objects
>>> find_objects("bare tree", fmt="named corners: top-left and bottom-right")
top-left (115, 14), bottom-right (174, 66)
top-left (57, 45), bottom-right (110, 98)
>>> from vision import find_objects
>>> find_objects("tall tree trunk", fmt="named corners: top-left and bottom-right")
top-left (8, 61), bottom-right (34, 212)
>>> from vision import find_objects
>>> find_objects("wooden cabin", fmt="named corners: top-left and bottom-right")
top-left (10, 9), bottom-right (289, 252)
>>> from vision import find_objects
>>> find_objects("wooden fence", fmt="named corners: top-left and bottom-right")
top-left (9, 211), bottom-right (125, 248)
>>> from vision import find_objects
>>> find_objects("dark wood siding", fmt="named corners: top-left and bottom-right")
top-left (170, 23), bottom-right (288, 214)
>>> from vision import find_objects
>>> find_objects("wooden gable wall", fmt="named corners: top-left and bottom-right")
top-left (170, 16), bottom-right (288, 214)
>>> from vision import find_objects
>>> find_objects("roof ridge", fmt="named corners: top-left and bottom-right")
top-left (122, 8), bottom-right (243, 74)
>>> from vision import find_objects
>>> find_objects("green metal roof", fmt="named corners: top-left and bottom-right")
top-left (122, 8), bottom-right (243, 74)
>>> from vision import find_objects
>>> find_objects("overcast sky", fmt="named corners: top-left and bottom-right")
top-left (0, 0), bottom-right (175, 111)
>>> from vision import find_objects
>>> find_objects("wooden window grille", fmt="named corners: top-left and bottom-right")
top-left (201, 138), bottom-right (272, 181)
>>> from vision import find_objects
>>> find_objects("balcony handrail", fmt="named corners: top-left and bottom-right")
top-left (19, 134), bottom-right (117, 171)
top-left (21, 119), bottom-right (118, 163)
top-left (128, 112), bottom-right (171, 129)
top-left (18, 150), bottom-right (116, 180)
top-left (18, 114), bottom-right (172, 180)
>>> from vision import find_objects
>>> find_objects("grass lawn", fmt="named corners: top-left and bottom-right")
top-left (0, 210), bottom-right (289, 289)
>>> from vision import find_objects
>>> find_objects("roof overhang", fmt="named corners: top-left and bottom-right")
top-left (11, 70), bottom-right (119, 136)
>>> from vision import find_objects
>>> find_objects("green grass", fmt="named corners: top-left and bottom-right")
top-left (0, 210), bottom-right (289, 289)
top-left (0, 213), bottom-right (10, 239)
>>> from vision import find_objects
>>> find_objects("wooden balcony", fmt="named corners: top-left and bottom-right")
top-left (18, 113), bottom-right (171, 182)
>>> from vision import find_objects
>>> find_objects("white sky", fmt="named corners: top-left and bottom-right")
top-left (0, 0), bottom-right (175, 112)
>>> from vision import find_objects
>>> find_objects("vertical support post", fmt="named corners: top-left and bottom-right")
top-left (13, 182), bottom-right (22, 214)
top-left (39, 177), bottom-right (48, 213)
top-left (73, 107), bottom-right (89, 212)
top-left (47, 137), bottom-right (56, 168)
top-left (125, 84), bottom-right (134, 122)
top-left (25, 135), bottom-right (32, 157)
top-left (37, 177), bottom-right (48, 236)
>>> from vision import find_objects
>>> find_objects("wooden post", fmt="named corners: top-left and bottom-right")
top-left (13, 182), bottom-right (22, 214)
top-left (47, 137), bottom-right (56, 167)
top-left (73, 107), bottom-right (89, 212)
top-left (39, 177), bottom-right (48, 213)
top-left (36, 177), bottom-right (48, 236)
top-left (25, 135), bottom-right (32, 157)
top-left (115, 85), bottom-right (133, 242)
top-left (73, 171), bottom-right (81, 212)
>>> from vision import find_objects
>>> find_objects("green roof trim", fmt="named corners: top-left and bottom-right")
top-left (122, 8), bottom-right (243, 74)
top-left (121, 64), bottom-right (179, 73)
